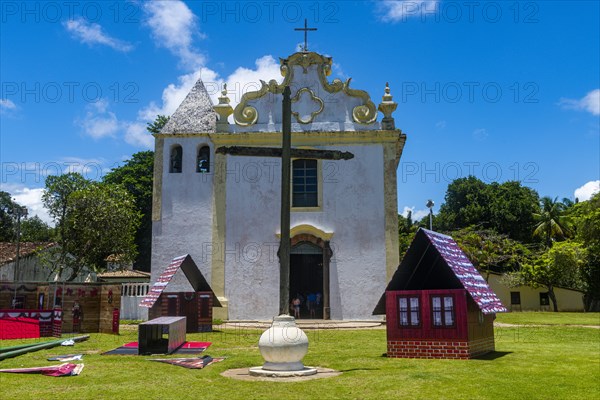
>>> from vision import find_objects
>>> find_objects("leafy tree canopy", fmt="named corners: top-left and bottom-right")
top-left (20, 216), bottom-right (54, 242)
top-left (146, 115), bottom-right (169, 135)
top-left (103, 151), bottom-right (154, 270)
top-left (436, 177), bottom-right (540, 242)
top-left (451, 227), bottom-right (535, 276)
top-left (517, 241), bottom-right (585, 311)
top-left (65, 183), bottom-right (141, 278)
top-left (0, 191), bottom-right (21, 241)
top-left (533, 196), bottom-right (572, 247)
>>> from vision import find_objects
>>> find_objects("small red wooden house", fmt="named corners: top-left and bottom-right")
top-left (140, 254), bottom-right (220, 333)
top-left (374, 229), bottom-right (507, 359)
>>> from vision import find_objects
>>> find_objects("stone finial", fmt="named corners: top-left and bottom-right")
top-left (213, 84), bottom-right (233, 132)
top-left (378, 82), bottom-right (398, 130)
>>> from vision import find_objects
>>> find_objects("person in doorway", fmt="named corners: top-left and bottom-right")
top-left (307, 292), bottom-right (317, 317)
top-left (292, 296), bottom-right (301, 318)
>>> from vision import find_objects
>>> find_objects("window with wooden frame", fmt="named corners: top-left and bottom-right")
top-left (292, 159), bottom-right (318, 207)
top-left (398, 296), bottom-right (420, 327)
top-left (431, 295), bottom-right (455, 327)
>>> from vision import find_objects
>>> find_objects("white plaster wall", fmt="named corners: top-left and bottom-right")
top-left (224, 145), bottom-right (386, 320)
top-left (151, 137), bottom-right (214, 291)
top-left (1, 254), bottom-right (95, 283)
top-left (224, 155), bottom-right (281, 320)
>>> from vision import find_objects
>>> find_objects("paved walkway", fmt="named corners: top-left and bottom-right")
top-left (216, 319), bottom-right (385, 330)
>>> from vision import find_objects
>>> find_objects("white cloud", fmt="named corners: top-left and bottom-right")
top-left (58, 157), bottom-right (107, 180)
top-left (76, 99), bottom-right (120, 139)
top-left (222, 56), bottom-right (282, 108)
top-left (574, 180), bottom-right (600, 202)
top-left (401, 206), bottom-right (430, 221)
top-left (124, 122), bottom-right (154, 149)
top-left (139, 55), bottom-right (281, 125)
top-left (64, 18), bottom-right (133, 52)
top-left (144, 0), bottom-right (204, 69)
top-left (559, 89), bottom-right (600, 116)
top-left (0, 98), bottom-right (16, 110)
top-left (332, 63), bottom-right (348, 80)
top-left (435, 120), bottom-right (447, 129)
top-left (135, 2), bottom-right (280, 138)
top-left (5, 185), bottom-right (53, 226)
top-left (140, 70), bottom-right (206, 120)
top-left (379, 0), bottom-right (440, 22)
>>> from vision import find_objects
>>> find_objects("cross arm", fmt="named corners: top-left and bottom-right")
top-left (215, 146), bottom-right (354, 160)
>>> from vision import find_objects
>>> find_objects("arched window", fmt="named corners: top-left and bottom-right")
top-left (197, 146), bottom-right (210, 173)
top-left (170, 145), bottom-right (183, 173)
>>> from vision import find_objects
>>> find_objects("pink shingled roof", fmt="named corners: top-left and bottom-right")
top-left (139, 255), bottom-right (187, 308)
top-left (422, 229), bottom-right (507, 314)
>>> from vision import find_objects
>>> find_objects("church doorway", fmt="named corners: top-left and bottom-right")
top-left (290, 242), bottom-right (324, 319)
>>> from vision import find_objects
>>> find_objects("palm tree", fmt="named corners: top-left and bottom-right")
top-left (533, 197), bottom-right (571, 247)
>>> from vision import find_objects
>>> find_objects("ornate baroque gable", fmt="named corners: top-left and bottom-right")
top-left (230, 52), bottom-right (383, 133)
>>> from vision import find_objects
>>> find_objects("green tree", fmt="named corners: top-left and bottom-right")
top-left (451, 227), bottom-right (534, 278)
top-left (0, 191), bottom-right (20, 241)
top-left (569, 192), bottom-right (600, 310)
top-left (519, 241), bottom-right (584, 312)
top-left (435, 177), bottom-right (540, 241)
top-left (487, 181), bottom-right (539, 242)
top-left (20, 216), bottom-right (54, 242)
top-left (436, 176), bottom-right (491, 231)
top-left (146, 115), bottom-right (169, 134)
top-left (103, 151), bottom-right (154, 271)
top-left (398, 211), bottom-right (417, 260)
top-left (533, 196), bottom-right (571, 247)
top-left (64, 183), bottom-right (141, 280)
top-left (42, 173), bottom-right (90, 279)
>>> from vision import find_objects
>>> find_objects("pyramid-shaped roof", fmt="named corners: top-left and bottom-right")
top-left (373, 228), bottom-right (506, 315)
top-left (140, 254), bottom-right (220, 308)
top-left (160, 78), bottom-right (217, 134)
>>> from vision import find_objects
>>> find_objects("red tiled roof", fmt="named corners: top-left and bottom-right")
top-left (0, 242), bottom-right (56, 265)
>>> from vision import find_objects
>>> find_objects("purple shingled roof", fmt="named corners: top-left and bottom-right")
top-left (140, 255), bottom-right (187, 308)
top-left (140, 254), bottom-right (220, 308)
top-left (421, 229), bottom-right (507, 314)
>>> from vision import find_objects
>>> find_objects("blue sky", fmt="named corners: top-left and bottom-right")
top-left (1, 0), bottom-right (598, 223)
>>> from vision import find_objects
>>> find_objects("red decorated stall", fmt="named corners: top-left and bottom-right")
top-left (0, 309), bottom-right (62, 340)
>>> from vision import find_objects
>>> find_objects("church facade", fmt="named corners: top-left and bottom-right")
top-left (150, 51), bottom-right (406, 320)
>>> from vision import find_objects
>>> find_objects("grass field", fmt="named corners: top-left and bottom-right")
top-left (1, 313), bottom-right (598, 399)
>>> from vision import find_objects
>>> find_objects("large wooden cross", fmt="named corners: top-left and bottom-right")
top-left (215, 86), bottom-right (354, 315)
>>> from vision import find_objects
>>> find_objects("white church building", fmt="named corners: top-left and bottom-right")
top-left (150, 50), bottom-right (406, 320)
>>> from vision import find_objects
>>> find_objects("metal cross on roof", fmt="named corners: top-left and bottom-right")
top-left (294, 19), bottom-right (317, 52)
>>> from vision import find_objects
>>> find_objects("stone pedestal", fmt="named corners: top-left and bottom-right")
top-left (249, 315), bottom-right (317, 377)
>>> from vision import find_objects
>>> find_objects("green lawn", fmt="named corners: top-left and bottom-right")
top-left (496, 312), bottom-right (600, 326)
top-left (1, 314), bottom-right (599, 399)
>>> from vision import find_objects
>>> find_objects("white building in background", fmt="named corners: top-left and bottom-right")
top-left (150, 50), bottom-right (406, 320)
top-left (0, 242), bottom-right (95, 283)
